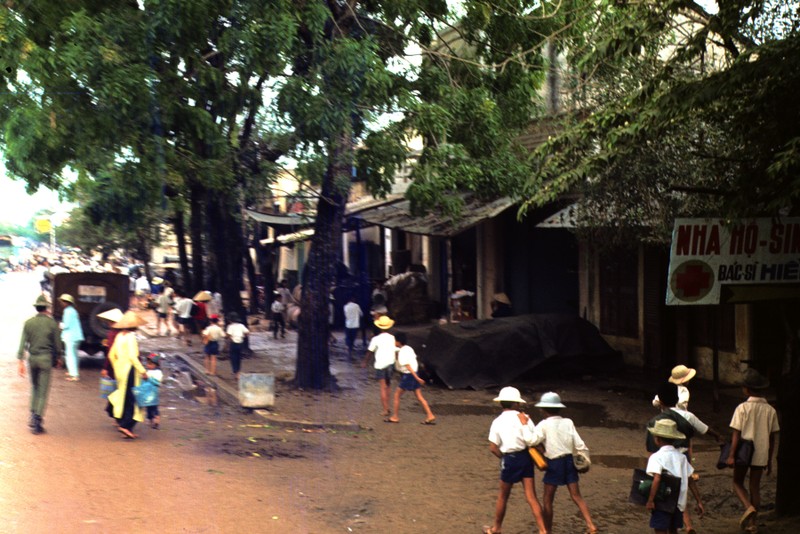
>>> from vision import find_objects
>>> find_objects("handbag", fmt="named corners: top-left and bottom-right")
top-left (99, 377), bottom-right (117, 399)
top-left (574, 450), bottom-right (591, 473)
top-left (132, 379), bottom-right (160, 407)
top-left (528, 447), bottom-right (548, 471)
top-left (716, 439), bottom-right (754, 469)
top-left (628, 468), bottom-right (681, 512)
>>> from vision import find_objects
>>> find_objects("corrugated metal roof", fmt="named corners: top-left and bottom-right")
top-left (354, 195), bottom-right (515, 237)
top-left (245, 209), bottom-right (314, 227)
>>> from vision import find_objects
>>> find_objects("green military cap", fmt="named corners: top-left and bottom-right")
top-left (34, 295), bottom-right (49, 307)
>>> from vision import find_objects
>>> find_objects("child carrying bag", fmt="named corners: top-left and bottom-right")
top-left (628, 468), bottom-right (681, 513)
top-left (132, 378), bottom-right (160, 407)
top-left (716, 439), bottom-right (754, 469)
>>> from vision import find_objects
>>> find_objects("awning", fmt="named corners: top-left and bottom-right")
top-left (245, 209), bottom-right (314, 227)
top-left (259, 228), bottom-right (315, 246)
top-left (354, 195), bottom-right (515, 237)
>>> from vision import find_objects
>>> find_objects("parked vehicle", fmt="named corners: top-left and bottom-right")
top-left (51, 272), bottom-right (130, 356)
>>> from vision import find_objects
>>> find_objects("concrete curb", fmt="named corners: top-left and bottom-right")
top-left (170, 352), bottom-right (363, 433)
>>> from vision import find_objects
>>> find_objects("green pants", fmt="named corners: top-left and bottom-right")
top-left (28, 354), bottom-right (53, 417)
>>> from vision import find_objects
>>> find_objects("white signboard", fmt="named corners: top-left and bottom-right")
top-left (666, 218), bottom-right (800, 305)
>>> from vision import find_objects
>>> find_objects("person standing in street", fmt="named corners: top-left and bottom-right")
top-left (18, 295), bottom-right (63, 434)
top-left (59, 293), bottom-right (84, 382)
top-left (361, 315), bottom-right (396, 417)
top-left (106, 311), bottom-right (148, 439)
top-left (343, 295), bottom-right (363, 360)
top-left (225, 312), bottom-right (249, 380)
top-left (270, 291), bottom-right (286, 339)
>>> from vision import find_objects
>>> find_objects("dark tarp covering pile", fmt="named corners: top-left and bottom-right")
top-left (420, 314), bottom-right (620, 390)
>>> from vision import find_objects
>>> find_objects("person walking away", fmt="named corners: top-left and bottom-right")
top-left (97, 308), bottom-right (123, 424)
top-left (270, 291), bottom-right (286, 339)
top-left (202, 315), bottom-right (224, 376)
top-left (645, 419), bottom-right (693, 534)
top-left (143, 353), bottom-right (163, 429)
top-left (134, 274), bottom-right (151, 310)
top-left (361, 315), bottom-right (396, 417)
top-left (385, 332), bottom-right (435, 424)
top-left (652, 365), bottom-right (695, 411)
top-left (59, 293), bottom-right (84, 382)
top-left (648, 382), bottom-right (723, 532)
top-left (531, 392), bottom-right (597, 534)
top-left (225, 312), bottom-right (249, 380)
top-left (276, 280), bottom-right (293, 328)
top-left (106, 311), bottom-right (148, 439)
top-left (192, 292), bottom-right (210, 344)
top-left (155, 287), bottom-right (173, 336)
top-left (343, 295), bottom-right (363, 360)
top-left (18, 295), bottom-right (63, 434)
top-left (484, 386), bottom-right (547, 534)
top-left (727, 369), bottom-right (780, 533)
top-left (174, 291), bottom-right (194, 346)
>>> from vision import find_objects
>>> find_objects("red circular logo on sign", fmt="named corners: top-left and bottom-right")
top-left (670, 260), bottom-right (715, 302)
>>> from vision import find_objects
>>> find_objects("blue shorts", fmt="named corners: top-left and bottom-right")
top-left (543, 454), bottom-right (580, 486)
top-left (398, 373), bottom-right (420, 391)
top-left (650, 509), bottom-right (683, 530)
top-left (204, 341), bottom-right (219, 355)
top-left (500, 451), bottom-right (535, 484)
top-left (374, 366), bottom-right (393, 383)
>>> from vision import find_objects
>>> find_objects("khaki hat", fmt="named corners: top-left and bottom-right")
top-left (742, 368), bottom-right (770, 390)
top-left (97, 308), bottom-right (124, 323)
top-left (113, 311), bottom-right (146, 329)
top-left (374, 315), bottom-right (395, 330)
top-left (493, 386), bottom-right (526, 404)
top-left (33, 295), bottom-right (49, 307)
top-left (535, 391), bottom-right (567, 409)
top-left (59, 293), bottom-right (75, 305)
top-left (668, 365), bottom-right (696, 385)
top-left (648, 419), bottom-right (686, 440)
top-left (151, 277), bottom-right (164, 285)
top-left (493, 293), bottom-right (511, 305)
top-left (193, 290), bottom-right (212, 302)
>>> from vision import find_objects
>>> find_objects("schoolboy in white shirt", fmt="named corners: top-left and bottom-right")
top-left (646, 419), bottom-right (694, 534)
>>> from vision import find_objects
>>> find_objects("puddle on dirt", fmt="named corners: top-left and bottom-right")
top-left (217, 437), bottom-right (321, 459)
top-left (591, 454), bottom-right (647, 470)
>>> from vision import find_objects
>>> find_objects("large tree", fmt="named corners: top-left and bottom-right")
top-left (0, 0), bottom-right (292, 317)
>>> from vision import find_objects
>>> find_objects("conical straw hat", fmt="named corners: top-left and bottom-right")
top-left (193, 290), bottom-right (212, 302)
top-left (113, 311), bottom-right (146, 329)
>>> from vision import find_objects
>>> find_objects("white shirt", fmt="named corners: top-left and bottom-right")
top-left (531, 415), bottom-right (588, 459)
top-left (652, 385), bottom-right (690, 410)
top-left (488, 410), bottom-right (537, 454)
top-left (730, 397), bottom-right (780, 467)
top-left (343, 301), bottom-right (363, 329)
top-left (670, 407), bottom-right (708, 435)
top-left (396, 345), bottom-right (418, 374)
top-left (175, 297), bottom-right (194, 319)
top-left (203, 324), bottom-right (224, 342)
top-left (646, 445), bottom-right (694, 512)
top-left (146, 369), bottom-right (163, 385)
top-left (226, 322), bottom-right (249, 344)
top-left (271, 300), bottom-right (285, 314)
top-left (367, 332), bottom-right (396, 369)
top-left (135, 276), bottom-right (151, 292)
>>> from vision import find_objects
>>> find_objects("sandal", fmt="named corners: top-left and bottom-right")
top-left (482, 526), bottom-right (500, 534)
top-left (740, 506), bottom-right (757, 529)
top-left (383, 418), bottom-right (399, 423)
top-left (422, 418), bottom-right (437, 425)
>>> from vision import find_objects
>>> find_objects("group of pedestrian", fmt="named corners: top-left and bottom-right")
top-left (483, 387), bottom-right (596, 534)
top-left (643, 365), bottom-right (779, 534)
top-left (361, 314), bottom-right (437, 425)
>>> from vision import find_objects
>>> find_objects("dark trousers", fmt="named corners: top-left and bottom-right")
top-left (230, 342), bottom-right (243, 374)
top-left (271, 312), bottom-right (285, 337)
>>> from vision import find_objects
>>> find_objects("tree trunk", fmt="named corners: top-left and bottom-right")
top-left (244, 227), bottom-right (259, 315)
top-left (295, 131), bottom-right (351, 390)
top-left (172, 210), bottom-right (191, 295)
top-left (206, 191), bottom-right (247, 323)
top-left (189, 184), bottom-right (205, 294)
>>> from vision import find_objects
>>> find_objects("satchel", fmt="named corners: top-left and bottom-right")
top-left (132, 379), bottom-right (160, 407)
top-left (574, 450), bottom-right (591, 473)
top-left (99, 377), bottom-right (117, 399)
top-left (716, 439), bottom-right (754, 469)
top-left (528, 447), bottom-right (548, 471)
top-left (628, 468), bottom-right (681, 513)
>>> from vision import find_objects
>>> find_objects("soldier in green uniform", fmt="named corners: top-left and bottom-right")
top-left (18, 295), bottom-right (63, 434)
